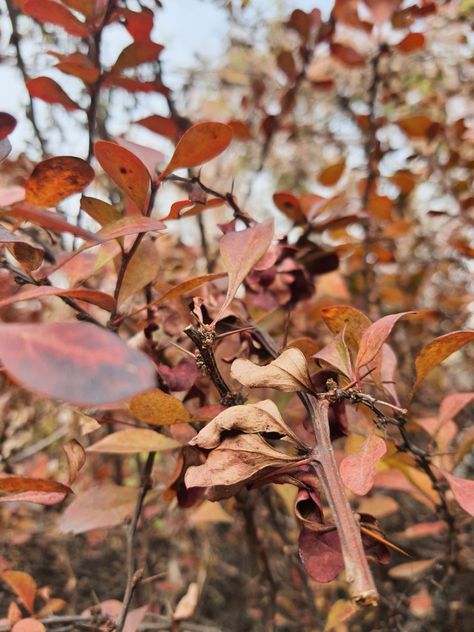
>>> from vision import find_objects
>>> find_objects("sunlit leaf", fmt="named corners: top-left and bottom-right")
top-left (1, 571), bottom-right (36, 613)
top-left (318, 160), bottom-right (345, 187)
top-left (23, 0), bottom-right (90, 37)
top-left (25, 156), bottom-right (94, 207)
top-left (160, 121), bottom-right (233, 178)
top-left (95, 140), bottom-right (151, 212)
top-left (80, 196), bottom-right (121, 227)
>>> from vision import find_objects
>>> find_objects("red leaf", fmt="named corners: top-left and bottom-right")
top-left (95, 141), bottom-right (151, 212)
top-left (340, 435), bottom-right (387, 496)
top-left (356, 310), bottom-right (425, 370)
top-left (0, 476), bottom-right (71, 506)
top-left (160, 121), bottom-right (233, 179)
top-left (118, 7), bottom-right (154, 42)
top-left (0, 226), bottom-right (44, 272)
top-left (0, 285), bottom-right (115, 312)
top-left (0, 321), bottom-right (156, 406)
top-left (49, 51), bottom-right (100, 84)
top-left (111, 42), bottom-right (163, 73)
top-left (103, 76), bottom-right (170, 96)
top-left (25, 156), bottom-right (94, 207)
top-left (213, 219), bottom-right (274, 323)
top-left (3, 203), bottom-right (100, 242)
top-left (134, 115), bottom-right (180, 142)
top-left (412, 331), bottom-right (474, 394)
top-left (397, 32), bottom-right (425, 54)
top-left (0, 112), bottom-right (17, 140)
top-left (330, 43), bottom-right (365, 67)
top-left (26, 77), bottom-right (79, 111)
top-left (1, 571), bottom-right (36, 613)
top-left (441, 471), bottom-right (474, 516)
top-left (23, 0), bottom-right (90, 36)
top-left (298, 528), bottom-right (344, 582)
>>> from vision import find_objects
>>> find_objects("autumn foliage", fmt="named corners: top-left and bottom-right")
top-left (0, 1), bottom-right (473, 631)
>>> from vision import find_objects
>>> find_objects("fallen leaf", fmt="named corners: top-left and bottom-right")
top-left (87, 429), bottom-right (180, 454)
top-left (340, 434), bottom-right (387, 496)
top-left (412, 331), bottom-right (474, 395)
top-left (129, 389), bottom-right (191, 426)
top-left (231, 348), bottom-right (313, 392)
top-left (0, 321), bottom-right (156, 406)
top-left (160, 121), bottom-right (233, 178)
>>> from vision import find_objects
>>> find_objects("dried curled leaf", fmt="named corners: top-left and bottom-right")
top-left (231, 348), bottom-right (313, 393)
top-left (185, 434), bottom-right (298, 489)
top-left (189, 400), bottom-right (302, 449)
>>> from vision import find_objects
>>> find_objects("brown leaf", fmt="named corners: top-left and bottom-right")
top-left (0, 321), bottom-right (156, 406)
top-left (340, 434), bottom-right (387, 496)
top-left (320, 306), bottom-right (372, 354)
top-left (412, 331), bottom-right (474, 395)
top-left (231, 348), bottom-right (313, 392)
top-left (148, 273), bottom-right (226, 309)
top-left (87, 429), bottom-right (180, 454)
top-left (0, 226), bottom-right (44, 272)
top-left (0, 112), bottom-right (17, 140)
top-left (129, 389), bottom-right (191, 426)
top-left (213, 219), bottom-right (274, 322)
top-left (189, 400), bottom-right (302, 450)
top-left (330, 43), bottom-right (365, 67)
top-left (63, 439), bottom-right (86, 485)
top-left (0, 476), bottom-right (71, 507)
top-left (1, 571), bottom-right (37, 613)
top-left (58, 484), bottom-right (138, 534)
top-left (272, 191), bottom-right (306, 225)
top-left (160, 121), bottom-right (233, 178)
top-left (95, 140), bottom-right (151, 212)
top-left (80, 196), bottom-right (121, 227)
top-left (185, 434), bottom-right (297, 489)
top-left (441, 471), bottom-right (474, 517)
top-left (25, 156), bottom-right (94, 207)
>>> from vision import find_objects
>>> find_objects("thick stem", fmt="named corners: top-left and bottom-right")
top-left (308, 396), bottom-right (378, 606)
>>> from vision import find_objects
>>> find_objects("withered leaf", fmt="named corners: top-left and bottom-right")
top-left (231, 347), bottom-right (313, 392)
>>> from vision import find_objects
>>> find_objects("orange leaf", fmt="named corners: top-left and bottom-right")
top-left (1, 571), bottom-right (36, 613)
top-left (0, 225), bottom-right (44, 272)
top-left (273, 191), bottom-right (306, 224)
top-left (412, 331), bottom-right (474, 395)
top-left (26, 77), bottom-right (79, 111)
top-left (0, 285), bottom-right (115, 312)
top-left (94, 141), bottom-right (151, 212)
top-left (25, 156), bottom-right (94, 207)
top-left (318, 160), bottom-right (345, 187)
top-left (12, 619), bottom-right (46, 632)
top-left (50, 51), bottom-right (100, 84)
top-left (397, 32), bottom-right (425, 54)
top-left (80, 196), bottom-right (121, 227)
top-left (129, 389), bottom-right (191, 425)
top-left (160, 121), bottom-right (233, 178)
top-left (397, 115), bottom-right (436, 138)
top-left (320, 305), bottom-right (372, 354)
top-left (23, 0), bottom-right (90, 37)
